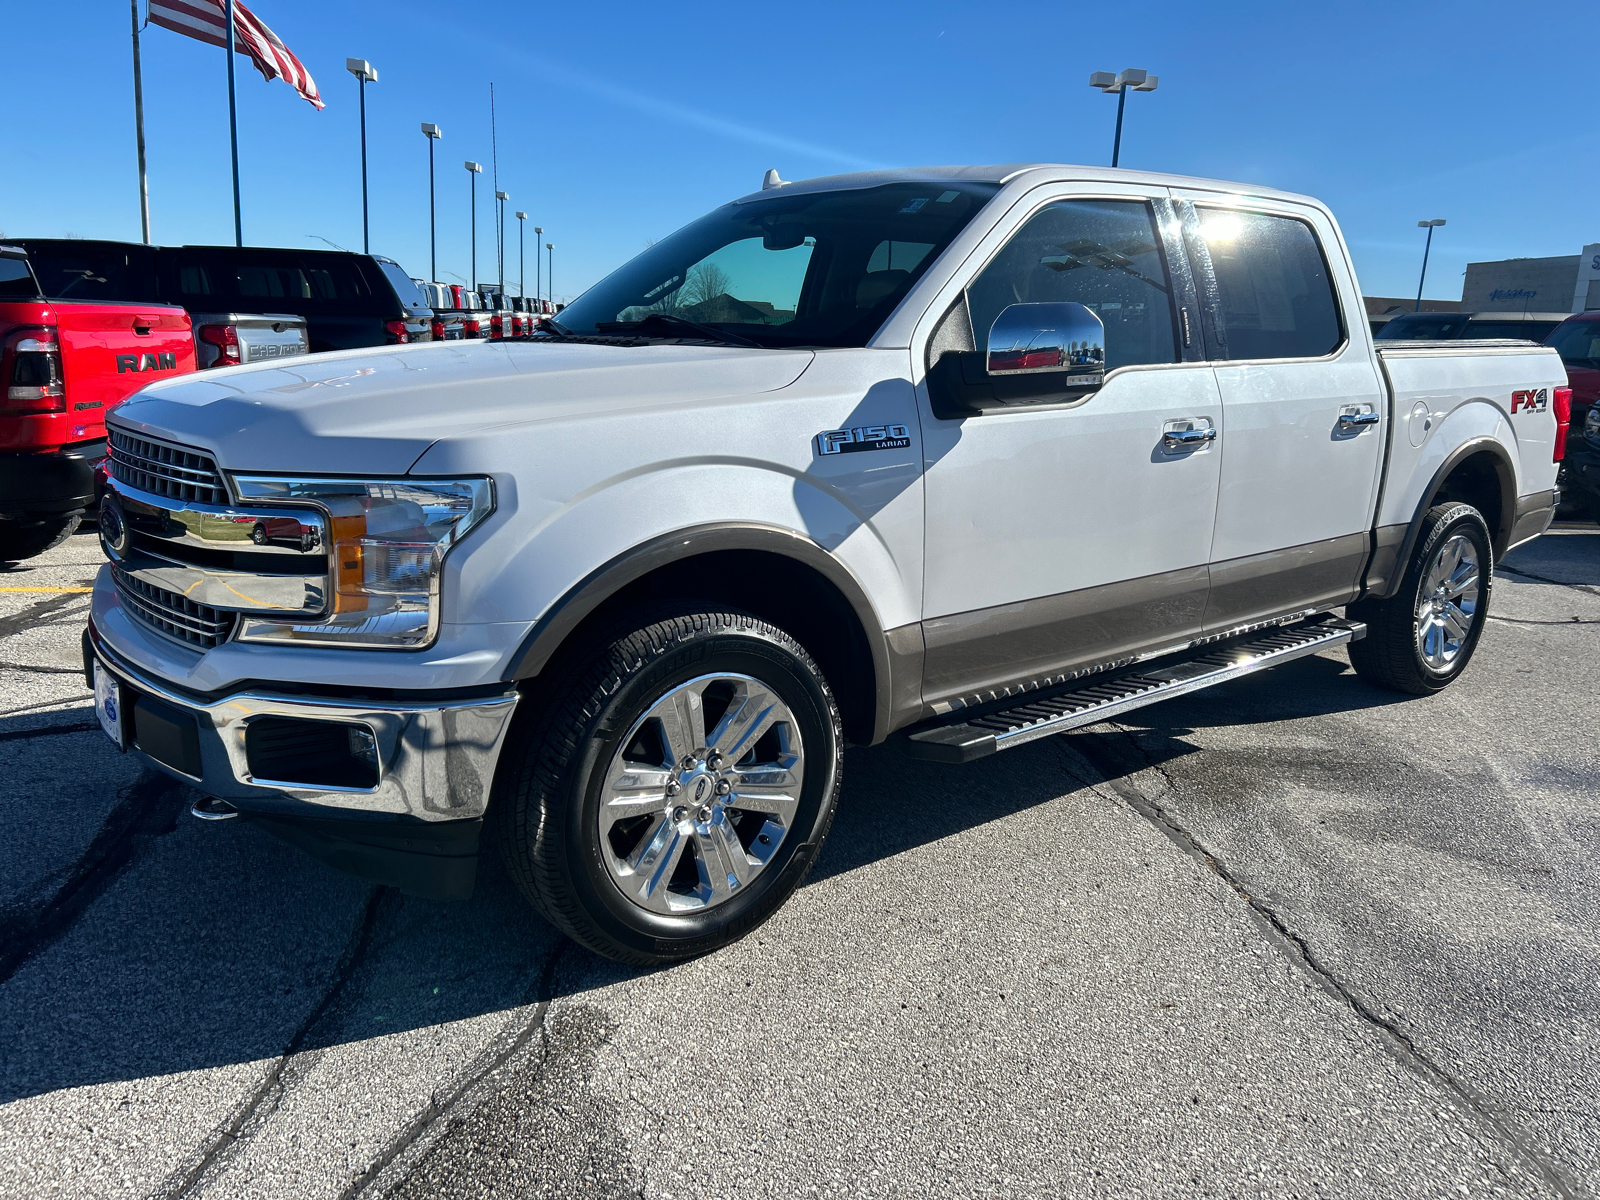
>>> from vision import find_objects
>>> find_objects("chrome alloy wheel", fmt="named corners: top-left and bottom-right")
top-left (1414, 533), bottom-right (1481, 672)
top-left (598, 672), bottom-right (804, 915)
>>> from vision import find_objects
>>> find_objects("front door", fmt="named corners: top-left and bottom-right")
top-left (915, 191), bottom-right (1222, 711)
top-left (1170, 194), bottom-right (1387, 631)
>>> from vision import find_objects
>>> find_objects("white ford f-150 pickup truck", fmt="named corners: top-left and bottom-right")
top-left (85, 164), bottom-right (1570, 964)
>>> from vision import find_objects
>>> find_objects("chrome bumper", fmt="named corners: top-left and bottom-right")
top-left (88, 625), bottom-right (520, 822)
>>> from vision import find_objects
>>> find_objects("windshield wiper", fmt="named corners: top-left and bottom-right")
top-left (596, 313), bottom-right (764, 348)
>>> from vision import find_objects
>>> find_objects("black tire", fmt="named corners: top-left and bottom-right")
top-left (0, 515), bottom-right (81, 564)
top-left (494, 605), bottom-right (843, 966)
top-left (251, 523), bottom-right (269, 545)
top-left (1347, 503), bottom-right (1493, 695)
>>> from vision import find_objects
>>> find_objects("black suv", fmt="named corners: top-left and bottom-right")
top-left (158, 247), bottom-right (432, 352)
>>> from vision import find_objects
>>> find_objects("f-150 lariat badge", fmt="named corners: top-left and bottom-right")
top-left (816, 424), bottom-right (912, 455)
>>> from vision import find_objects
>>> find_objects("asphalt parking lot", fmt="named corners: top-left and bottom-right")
top-left (1, 525), bottom-right (1596, 1200)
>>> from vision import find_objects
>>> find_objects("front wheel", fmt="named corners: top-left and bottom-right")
top-left (1348, 503), bottom-right (1493, 694)
top-left (495, 606), bottom-right (843, 965)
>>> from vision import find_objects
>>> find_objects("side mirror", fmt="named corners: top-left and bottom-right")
top-left (987, 302), bottom-right (1105, 387)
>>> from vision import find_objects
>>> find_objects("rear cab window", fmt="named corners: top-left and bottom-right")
top-left (375, 260), bottom-right (428, 312)
top-left (1192, 208), bottom-right (1344, 360)
top-left (14, 241), bottom-right (158, 302)
top-left (0, 253), bottom-right (42, 300)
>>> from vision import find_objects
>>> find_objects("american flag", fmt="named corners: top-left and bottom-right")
top-left (148, 0), bottom-right (323, 110)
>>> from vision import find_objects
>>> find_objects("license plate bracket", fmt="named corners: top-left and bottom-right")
top-left (94, 662), bottom-right (127, 750)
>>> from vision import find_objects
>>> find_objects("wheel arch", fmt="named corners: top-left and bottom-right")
top-left (1374, 436), bottom-right (1516, 600)
top-left (502, 523), bottom-right (918, 746)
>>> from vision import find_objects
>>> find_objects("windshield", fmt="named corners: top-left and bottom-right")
top-left (555, 181), bottom-right (1001, 348)
top-left (1545, 316), bottom-right (1600, 368)
top-left (1375, 313), bottom-right (1470, 340)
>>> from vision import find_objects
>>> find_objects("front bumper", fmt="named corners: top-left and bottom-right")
top-left (85, 619), bottom-right (521, 897)
top-left (0, 439), bottom-right (106, 520)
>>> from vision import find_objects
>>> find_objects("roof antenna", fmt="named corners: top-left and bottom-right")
top-left (762, 169), bottom-right (788, 190)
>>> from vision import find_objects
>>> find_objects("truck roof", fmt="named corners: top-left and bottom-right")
top-left (733, 163), bottom-right (1320, 207)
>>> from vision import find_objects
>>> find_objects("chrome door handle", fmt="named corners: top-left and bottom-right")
top-left (1339, 409), bottom-right (1381, 429)
top-left (1163, 426), bottom-right (1218, 448)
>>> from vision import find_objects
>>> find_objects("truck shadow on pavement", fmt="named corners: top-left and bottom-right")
top-left (0, 653), bottom-right (1429, 1105)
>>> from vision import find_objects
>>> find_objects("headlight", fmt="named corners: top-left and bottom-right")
top-left (230, 476), bottom-right (493, 648)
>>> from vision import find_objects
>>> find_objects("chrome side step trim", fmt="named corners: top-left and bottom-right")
top-left (901, 618), bottom-right (1365, 763)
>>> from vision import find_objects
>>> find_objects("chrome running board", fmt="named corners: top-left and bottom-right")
top-left (901, 618), bottom-right (1366, 764)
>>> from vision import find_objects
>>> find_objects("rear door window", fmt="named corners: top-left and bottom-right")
top-left (966, 198), bottom-right (1178, 373)
top-left (1194, 209), bottom-right (1343, 360)
top-left (375, 260), bottom-right (427, 310)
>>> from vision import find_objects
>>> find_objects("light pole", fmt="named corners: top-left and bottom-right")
top-left (464, 161), bottom-right (483, 289)
top-left (534, 226), bottom-right (544, 309)
top-left (421, 123), bottom-right (442, 282)
top-left (1415, 219), bottom-right (1446, 312)
top-left (346, 59), bottom-right (378, 253)
top-left (515, 211), bottom-right (528, 297)
top-left (495, 190), bottom-right (509, 295)
top-left (546, 243), bottom-right (554, 310)
top-left (1089, 69), bottom-right (1158, 168)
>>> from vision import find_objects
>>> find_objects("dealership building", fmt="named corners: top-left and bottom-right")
top-left (1460, 244), bottom-right (1600, 313)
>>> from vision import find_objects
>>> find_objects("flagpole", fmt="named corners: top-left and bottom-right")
top-left (130, 0), bottom-right (151, 244)
top-left (226, 0), bottom-right (242, 246)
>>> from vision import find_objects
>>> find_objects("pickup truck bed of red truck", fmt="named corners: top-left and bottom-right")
top-left (0, 245), bottom-right (195, 561)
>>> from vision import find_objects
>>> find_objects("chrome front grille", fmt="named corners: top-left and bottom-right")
top-left (112, 564), bottom-right (238, 649)
top-left (109, 429), bottom-right (228, 507)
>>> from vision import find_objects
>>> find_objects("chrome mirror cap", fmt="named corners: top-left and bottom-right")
top-left (986, 301), bottom-right (1106, 387)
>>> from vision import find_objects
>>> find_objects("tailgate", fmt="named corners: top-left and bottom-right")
top-left (55, 302), bottom-right (195, 426)
top-left (187, 311), bottom-right (310, 367)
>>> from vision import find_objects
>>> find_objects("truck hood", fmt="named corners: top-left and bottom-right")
top-left (110, 339), bottom-right (815, 476)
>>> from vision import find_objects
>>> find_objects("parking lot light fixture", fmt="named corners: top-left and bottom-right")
top-left (515, 211), bottom-right (528, 298)
top-left (346, 59), bottom-right (378, 253)
top-left (421, 123), bottom-right (442, 282)
top-left (1090, 68), bottom-right (1158, 168)
top-left (546, 243), bottom-right (553, 310)
top-left (465, 161), bottom-right (483, 289)
top-left (495, 190), bottom-right (510, 294)
top-left (1415, 219), bottom-right (1447, 312)
top-left (534, 226), bottom-right (544, 308)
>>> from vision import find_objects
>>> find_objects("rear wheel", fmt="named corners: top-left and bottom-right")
top-left (0, 515), bottom-right (81, 564)
top-left (1348, 503), bottom-right (1492, 694)
top-left (495, 605), bottom-right (843, 965)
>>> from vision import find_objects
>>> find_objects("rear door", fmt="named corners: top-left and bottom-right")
top-left (1168, 192), bottom-right (1386, 630)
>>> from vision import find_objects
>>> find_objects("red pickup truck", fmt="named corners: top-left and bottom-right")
top-left (0, 245), bottom-right (195, 562)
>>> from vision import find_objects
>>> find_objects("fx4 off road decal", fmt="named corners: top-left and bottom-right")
top-left (116, 352), bottom-right (178, 373)
top-left (816, 424), bottom-right (912, 455)
top-left (1511, 388), bottom-right (1548, 414)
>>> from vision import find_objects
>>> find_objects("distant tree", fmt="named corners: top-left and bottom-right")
top-left (680, 261), bottom-right (732, 308)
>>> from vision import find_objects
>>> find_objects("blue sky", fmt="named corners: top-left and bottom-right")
top-left (3, 0), bottom-right (1594, 304)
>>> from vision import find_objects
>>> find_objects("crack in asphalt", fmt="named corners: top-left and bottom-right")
top-left (0, 660), bottom-right (91, 675)
top-left (1065, 730), bottom-right (1583, 1200)
top-left (0, 769), bottom-right (186, 988)
top-left (156, 887), bottom-right (392, 1199)
top-left (345, 939), bottom-right (573, 1200)
top-left (1488, 615), bottom-right (1600, 626)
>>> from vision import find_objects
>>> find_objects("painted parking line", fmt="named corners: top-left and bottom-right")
top-left (0, 587), bottom-right (94, 593)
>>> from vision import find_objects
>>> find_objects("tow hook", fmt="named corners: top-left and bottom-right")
top-left (190, 797), bottom-right (239, 821)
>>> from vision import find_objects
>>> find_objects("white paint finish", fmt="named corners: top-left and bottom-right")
top-left (113, 339), bottom-right (814, 477)
top-left (1207, 352), bottom-right (1387, 560)
top-left (1376, 347), bottom-right (1564, 531)
top-left (918, 363), bottom-right (1223, 618)
top-left (413, 348), bottom-right (926, 633)
top-left (1166, 190), bottom-right (1388, 561)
